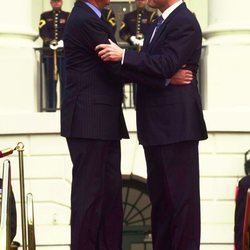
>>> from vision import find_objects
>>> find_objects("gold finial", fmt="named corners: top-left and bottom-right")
top-left (15, 142), bottom-right (24, 151)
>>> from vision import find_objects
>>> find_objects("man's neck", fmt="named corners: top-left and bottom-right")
top-left (161, 0), bottom-right (181, 13)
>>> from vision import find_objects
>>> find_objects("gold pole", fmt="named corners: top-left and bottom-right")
top-left (16, 142), bottom-right (28, 250)
top-left (0, 159), bottom-right (11, 250)
top-left (27, 193), bottom-right (36, 250)
top-left (53, 49), bottom-right (58, 82)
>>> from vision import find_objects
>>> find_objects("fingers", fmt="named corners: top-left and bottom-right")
top-left (95, 44), bottom-right (108, 51)
top-left (95, 44), bottom-right (112, 59)
top-left (183, 70), bottom-right (193, 80)
top-left (98, 48), bottom-right (112, 61)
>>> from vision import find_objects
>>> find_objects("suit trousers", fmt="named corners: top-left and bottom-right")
top-left (66, 138), bottom-right (123, 250)
top-left (143, 140), bottom-right (200, 250)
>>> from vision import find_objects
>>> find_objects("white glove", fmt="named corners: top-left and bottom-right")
top-left (130, 36), bottom-right (144, 47)
top-left (57, 40), bottom-right (64, 48)
top-left (138, 39), bottom-right (144, 47)
top-left (130, 36), bottom-right (137, 45)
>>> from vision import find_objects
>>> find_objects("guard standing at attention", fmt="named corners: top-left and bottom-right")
top-left (119, 0), bottom-right (157, 107)
top-left (119, 0), bottom-right (157, 47)
top-left (39, 0), bottom-right (70, 111)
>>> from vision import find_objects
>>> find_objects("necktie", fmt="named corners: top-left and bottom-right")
top-left (149, 16), bottom-right (164, 43)
top-left (156, 15), bottom-right (164, 30)
top-left (100, 15), bottom-right (106, 22)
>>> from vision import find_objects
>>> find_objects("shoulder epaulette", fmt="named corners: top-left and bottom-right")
top-left (149, 11), bottom-right (158, 22)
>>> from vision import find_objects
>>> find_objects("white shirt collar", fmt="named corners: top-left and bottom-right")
top-left (161, 0), bottom-right (183, 21)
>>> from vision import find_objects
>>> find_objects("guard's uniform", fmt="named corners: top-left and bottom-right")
top-left (101, 8), bottom-right (116, 35)
top-left (39, 10), bottom-right (69, 111)
top-left (39, 10), bottom-right (69, 54)
top-left (119, 8), bottom-right (157, 107)
top-left (119, 9), bottom-right (157, 45)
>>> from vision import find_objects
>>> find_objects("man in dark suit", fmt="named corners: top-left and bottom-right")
top-left (96, 0), bottom-right (208, 249)
top-left (60, 0), bottom-right (129, 249)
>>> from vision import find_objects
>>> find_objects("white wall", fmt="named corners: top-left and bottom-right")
top-left (0, 0), bottom-right (248, 249)
top-left (185, 0), bottom-right (208, 31)
top-left (1, 110), bottom-right (249, 249)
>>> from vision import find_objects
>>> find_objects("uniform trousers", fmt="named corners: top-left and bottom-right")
top-left (43, 55), bottom-right (66, 111)
top-left (66, 138), bottom-right (123, 250)
top-left (143, 140), bottom-right (200, 250)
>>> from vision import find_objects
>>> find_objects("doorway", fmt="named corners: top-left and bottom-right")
top-left (122, 175), bottom-right (152, 250)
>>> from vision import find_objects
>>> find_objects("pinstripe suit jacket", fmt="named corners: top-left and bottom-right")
top-left (61, 0), bottom-right (129, 140)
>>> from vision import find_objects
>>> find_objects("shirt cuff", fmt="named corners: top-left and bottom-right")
top-left (165, 78), bottom-right (171, 86)
top-left (121, 49), bottom-right (125, 65)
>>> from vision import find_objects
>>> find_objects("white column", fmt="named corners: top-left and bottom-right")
top-left (202, 0), bottom-right (250, 110)
top-left (0, 0), bottom-right (37, 113)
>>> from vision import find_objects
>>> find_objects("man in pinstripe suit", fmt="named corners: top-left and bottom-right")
top-left (61, 0), bottom-right (129, 249)
top-left (61, 0), bottom-right (193, 249)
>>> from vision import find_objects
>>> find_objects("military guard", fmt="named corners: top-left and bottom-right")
top-left (119, 0), bottom-right (157, 107)
top-left (119, 0), bottom-right (158, 47)
top-left (101, 8), bottom-right (117, 35)
top-left (39, 0), bottom-right (69, 111)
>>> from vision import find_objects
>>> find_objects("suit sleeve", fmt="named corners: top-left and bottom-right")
top-left (83, 17), bottom-right (165, 86)
top-left (123, 19), bottom-right (201, 80)
top-left (83, 17), bottom-right (122, 76)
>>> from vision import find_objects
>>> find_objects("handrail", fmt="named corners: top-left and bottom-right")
top-left (0, 143), bottom-right (36, 250)
top-left (16, 142), bottom-right (27, 250)
top-left (0, 159), bottom-right (11, 250)
top-left (27, 193), bottom-right (36, 250)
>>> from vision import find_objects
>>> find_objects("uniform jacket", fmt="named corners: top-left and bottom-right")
top-left (101, 8), bottom-right (116, 35)
top-left (61, 0), bottom-right (129, 140)
top-left (122, 2), bottom-right (208, 146)
top-left (119, 8), bottom-right (157, 44)
top-left (39, 10), bottom-right (70, 46)
top-left (39, 10), bottom-right (69, 56)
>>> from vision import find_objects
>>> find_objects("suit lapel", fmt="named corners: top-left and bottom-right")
top-left (142, 19), bottom-right (158, 51)
top-left (146, 3), bottom-right (186, 51)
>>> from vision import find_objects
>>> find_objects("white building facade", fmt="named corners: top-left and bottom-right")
top-left (1, 0), bottom-right (250, 249)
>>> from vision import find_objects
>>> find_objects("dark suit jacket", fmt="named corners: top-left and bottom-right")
top-left (61, 0), bottom-right (129, 140)
top-left (122, 3), bottom-right (207, 146)
top-left (234, 176), bottom-right (250, 250)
